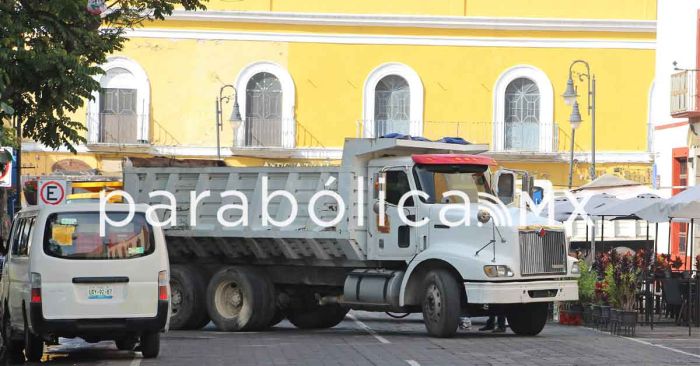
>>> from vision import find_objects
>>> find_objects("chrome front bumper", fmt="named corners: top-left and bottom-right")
top-left (464, 279), bottom-right (578, 304)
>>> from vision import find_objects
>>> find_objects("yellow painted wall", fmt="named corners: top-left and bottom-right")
top-left (29, 2), bottom-right (656, 187)
top-left (197, 0), bottom-right (656, 20)
top-left (91, 35), bottom-right (652, 153)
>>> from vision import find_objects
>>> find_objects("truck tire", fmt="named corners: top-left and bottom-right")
top-left (507, 303), bottom-right (549, 336)
top-left (287, 304), bottom-right (348, 329)
top-left (140, 331), bottom-right (160, 358)
top-left (206, 267), bottom-right (275, 332)
top-left (169, 265), bottom-right (210, 330)
top-left (421, 269), bottom-right (461, 338)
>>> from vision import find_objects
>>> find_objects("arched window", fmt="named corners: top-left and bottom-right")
top-left (492, 65), bottom-right (553, 152)
top-left (363, 63), bottom-right (423, 137)
top-left (235, 61), bottom-right (296, 148)
top-left (87, 57), bottom-right (150, 144)
top-left (245, 72), bottom-right (283, 147)
top-left (504, 78), bottom-right (540, 151)
top-left (374, 75), bottom-right (410, 136)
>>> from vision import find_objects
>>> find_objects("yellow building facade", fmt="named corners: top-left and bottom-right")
top-left (22, 0), bottom-right (657, 188)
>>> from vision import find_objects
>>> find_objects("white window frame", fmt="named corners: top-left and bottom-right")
top-left (363, 62), bottom-right (424, 137)
top-left (86, 56), bottom-right (150, 144)
top-left (493, 65), bottom-right (554, 152)
top-left (234, 61), bottom-right (296, 149)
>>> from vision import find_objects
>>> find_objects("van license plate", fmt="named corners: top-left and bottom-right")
top-left (87, 286), bottom-right (113, 300)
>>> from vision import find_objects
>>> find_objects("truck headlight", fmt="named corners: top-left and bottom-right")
top-left (483, 265), bottom-right (514, 278)
top-left (571, 261), bottom-right (580, 275)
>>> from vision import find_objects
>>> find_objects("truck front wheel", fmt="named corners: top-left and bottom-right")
top-left (206, 267), bottom-right (275, 331)
top-left (421, 270), bottom-right (461, 338)
top-left (507, 302), bottom-right (549, 336)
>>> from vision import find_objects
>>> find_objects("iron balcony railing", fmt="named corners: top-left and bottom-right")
top-left (519, 230), bottom-right (567, 276)
top-left (671, 70), bottom-right (700, 117)
top-left (87, 113), bottom-right (148, 145)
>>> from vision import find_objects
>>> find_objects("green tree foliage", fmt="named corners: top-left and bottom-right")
top-left (0, 0), bottom-right (207, 152)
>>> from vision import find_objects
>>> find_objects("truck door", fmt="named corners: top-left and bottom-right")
top-left (369, 168), bottom-right (419, 260)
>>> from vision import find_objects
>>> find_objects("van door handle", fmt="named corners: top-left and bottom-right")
top-left (72, 276), bottom-right (129, 284)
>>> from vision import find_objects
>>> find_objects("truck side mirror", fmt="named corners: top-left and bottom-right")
top-left (495, 171), bottom-right (515, 205)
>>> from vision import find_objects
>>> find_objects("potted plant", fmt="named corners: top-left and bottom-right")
top-left (600, 262), bottom-right (618, 332)
top-left (23, 179), bottom-right (37, 205)
top-left (615, 254), bottom-right (640, 336)
top-left (671, 256), bottom-right (684, 271)
top-left (577, 261), bottom-right (596, 326)
top-left (656, 254), bottom-right (672, 278)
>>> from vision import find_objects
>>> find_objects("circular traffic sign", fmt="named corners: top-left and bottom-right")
top-left (39, 180), bottom-right (66, 205)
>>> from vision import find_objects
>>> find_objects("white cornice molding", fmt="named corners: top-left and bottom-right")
top-left (167, 10), bottom-right (656, 33)
top-left (487, 151), bottom-right (653, 164)
top-left (124, 28), bottom-right (655, 50)
top-left (21, 142), bottom-right (650, 163)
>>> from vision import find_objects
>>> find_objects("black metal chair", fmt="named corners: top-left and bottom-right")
top-left (662, 278), bottom-right (684, 325)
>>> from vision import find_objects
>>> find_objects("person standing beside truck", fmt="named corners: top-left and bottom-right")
top-left (479, 315), bottom-right (506, 333)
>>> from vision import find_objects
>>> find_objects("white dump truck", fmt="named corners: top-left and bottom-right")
top-left (122, 138), bottom-right (579, 338)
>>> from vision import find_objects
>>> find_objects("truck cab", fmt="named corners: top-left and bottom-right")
top-left (355, 143), bottom-right (578, 336)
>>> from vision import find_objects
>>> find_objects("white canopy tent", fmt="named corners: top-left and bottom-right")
top-left (664, 186), bottom-right (700, 336)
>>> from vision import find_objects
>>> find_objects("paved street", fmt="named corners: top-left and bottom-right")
top-left (31, 311), bottom-right (700, 366)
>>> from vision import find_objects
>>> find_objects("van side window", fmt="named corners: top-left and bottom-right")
top-left (385, 170), bottom-right (413, 207)
top-left (18, 217), bottom-right (35, 256)
top-left (10, 218), bottom-right (25, 256)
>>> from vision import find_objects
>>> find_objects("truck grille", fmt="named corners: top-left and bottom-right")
top-left (519, 230), bottom-right (567, 276)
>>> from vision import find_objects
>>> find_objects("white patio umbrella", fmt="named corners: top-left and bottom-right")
top-left (657, 185), bottom-right (700, 336)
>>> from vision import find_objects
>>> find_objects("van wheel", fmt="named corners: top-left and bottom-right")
top-left (507, 303), bottom-right (549, 336)
top-left (115, 337), bottom-right (137, 351)
top-left (140, 332), bottom-right (160, 358)
top-left (23, 324), bottom-right (43, 362)
top-left (421, 269), bottom-right (461, 338)
top-left (3, 313), bottom-right (23, 363)
top-left (206, 267), bottom-right (275, 332)
top-left (169, 265), bottom-right (210, 330)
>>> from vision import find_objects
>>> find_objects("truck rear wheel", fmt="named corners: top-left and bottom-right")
top-left (169, 265), bottom-right (210, 330)
top-left (206, 267), bottom-right (275, 332)
top-left (507, 303), bottom-right (549, 336)
top-left (287, 304), bottom-right (348, 329)
top-left (421, 269), bottom-right (461, 338)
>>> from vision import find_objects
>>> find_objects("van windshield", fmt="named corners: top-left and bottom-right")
top-left (44, 212), bottom-right (154, 260)
top-left (413, 164), bottom-right (492, 204)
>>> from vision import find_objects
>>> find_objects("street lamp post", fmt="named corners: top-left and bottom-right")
top-left (216, 85), bottom-right (243, 160)
top-left (562, 60), bottom-right (596, 182)
top-left (567, 100), bottom-right (583, 188)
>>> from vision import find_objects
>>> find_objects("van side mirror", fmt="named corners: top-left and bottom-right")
top-left (495, 170), bottom-right (516, 205)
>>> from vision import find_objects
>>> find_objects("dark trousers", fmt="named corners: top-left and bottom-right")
top-left (486, 315), bottom-right (506, 328)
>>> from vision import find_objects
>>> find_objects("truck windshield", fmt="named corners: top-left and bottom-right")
top-left (413, 164), bottom-right (492, 204)
top-left (44, 212), bottom-right (154, 260)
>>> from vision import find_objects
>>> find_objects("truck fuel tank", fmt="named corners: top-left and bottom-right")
top-left (342, 269), bottom-right (405, 311)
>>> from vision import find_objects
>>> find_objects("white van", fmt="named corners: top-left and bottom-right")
top-left (0, 203), bottom-right (170, 361)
